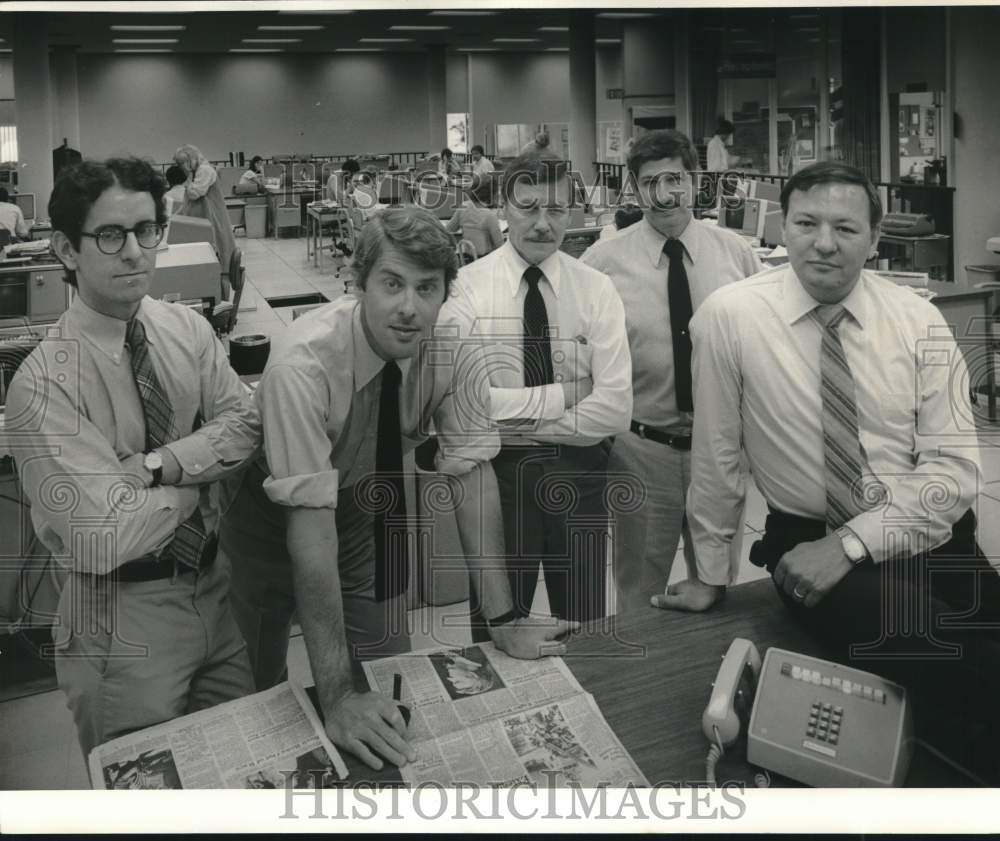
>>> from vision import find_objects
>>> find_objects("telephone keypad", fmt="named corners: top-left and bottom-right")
top-left (805, 698), bottom-right (845, 743)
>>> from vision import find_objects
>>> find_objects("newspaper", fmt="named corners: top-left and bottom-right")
top-left (363, 643), bottom-right (649, 788)
top-left (89, 682), bottom-right (347, 790)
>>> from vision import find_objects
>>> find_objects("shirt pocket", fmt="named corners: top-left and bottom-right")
top-left (555, 336), bottom-right (593, 380)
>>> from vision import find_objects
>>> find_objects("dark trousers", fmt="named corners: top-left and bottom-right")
top-left (753, 507), bottom-right (1000, 781)
top-left (470, 441), bottom-right (611, 642)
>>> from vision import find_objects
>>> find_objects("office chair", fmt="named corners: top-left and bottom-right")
top-left (0, 228), bottom-right (11, 247)
top-left (212, 247), bottom-right (244, 337)
top-left (326, 208), bottom-right (356, 279)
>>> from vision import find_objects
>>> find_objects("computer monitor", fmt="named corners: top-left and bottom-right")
top-left (741, 197), bottom-right (766, 239)
top-left (749, 180), bottom-right (782, 205)
top-left (717, 175), bottom-right (749, 230)
top-left (13, 193), bottom-right (35, 220)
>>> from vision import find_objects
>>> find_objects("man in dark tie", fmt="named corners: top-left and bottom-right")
top-left (673, 161), bottom-right (1000, 781)
top-left (5, 157), bottom-right (260, 758)
top-left (451, 150), bottom-right (633, 640)
top-left (222, 206), bottom-right (576, 773)
top-left (580, 130), bottom-right (760, 611)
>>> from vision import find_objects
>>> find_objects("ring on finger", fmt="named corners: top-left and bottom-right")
top-left (793, 586), bottom-right (807, 600)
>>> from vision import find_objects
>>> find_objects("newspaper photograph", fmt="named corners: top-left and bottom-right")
top-left (362, 642), bottom-right (587, 742)
top-left (363, 643), bottom-right (648, 787)
top-left (89, 681), bottom-right (348, 790)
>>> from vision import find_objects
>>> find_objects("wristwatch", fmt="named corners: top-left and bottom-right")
top-left (143, 450), bottom-right (164, 488)
top-left (836, 526), bottom-right (868, 566)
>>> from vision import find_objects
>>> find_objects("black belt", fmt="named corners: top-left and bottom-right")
top-left (82, 534), bottom-right (218, 583)
top-left (630, 421), bottom-right (692, 451)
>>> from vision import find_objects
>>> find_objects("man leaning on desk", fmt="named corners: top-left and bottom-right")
top-left (220, 206), bottom-right (576, 773)
top-left (661, 160), bottom-right (1000, 780)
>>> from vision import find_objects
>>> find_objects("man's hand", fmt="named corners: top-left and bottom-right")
top-left (773, 533), bottom-right (853, 608)
top-left (651, 578), bottom-right (725, 612)
top-left (323, 689), bottom-right (416, 771)
top-left (561, 377), bottom-right (593, 409)
top-left (491, 615), bottom-right (580, 659)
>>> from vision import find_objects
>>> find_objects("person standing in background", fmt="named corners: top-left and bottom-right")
top-left (173, 144), bottom-right (237, 285)
top-left (706, 119), bottom-right (735, 174)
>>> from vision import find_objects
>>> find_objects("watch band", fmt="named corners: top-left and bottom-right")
top-left (486, 608), bottom-right (518, 629)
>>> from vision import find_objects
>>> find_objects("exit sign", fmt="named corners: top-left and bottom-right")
top-left (606, 88), bottom-right (625, 100)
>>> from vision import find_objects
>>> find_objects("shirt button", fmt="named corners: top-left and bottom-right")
top-left (194, 463), bottom-right (202, 470)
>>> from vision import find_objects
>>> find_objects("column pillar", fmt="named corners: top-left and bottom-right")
top-left (50, 46), bottom-right (81, 153)
top-left (427, 45), bottom-right (447, 154)
top-left (12, 14), bottom-right (53, 208)
top-left (569, 10), bottom-right (597, 185)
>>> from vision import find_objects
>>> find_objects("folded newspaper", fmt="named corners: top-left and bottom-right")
top-left (363, 642), bottom-right (649, 788)
top-left (89, 682), bottom-right (347, 790)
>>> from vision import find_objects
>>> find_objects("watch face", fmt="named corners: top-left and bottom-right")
top-left (145, 452), bottom-right (163, 471)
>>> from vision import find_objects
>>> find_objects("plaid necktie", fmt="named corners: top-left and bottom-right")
top-left (126, 317), bottom-right (210, 570)
top-left (663, 238), bottom-right (694, 412)
top-left (523, 266), bottom-right (554, 387)
top-left (815, 305), bottom-right (868, 529)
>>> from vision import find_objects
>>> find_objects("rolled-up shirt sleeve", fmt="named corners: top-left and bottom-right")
top-left (686, 295), bottom-right (747, 586)
top-left (161, 313), bottom-right (261, 482)
top-left (257, 362), bottom-right (340, 508)
top-left (432, 291), bottom-right (502, 476)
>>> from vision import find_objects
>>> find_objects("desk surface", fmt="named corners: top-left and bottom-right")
top-left (332, 579), bottom-right (978, 787)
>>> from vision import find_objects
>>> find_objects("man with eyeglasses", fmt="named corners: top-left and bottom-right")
top-left (5, 157), bottom-right (260, 759)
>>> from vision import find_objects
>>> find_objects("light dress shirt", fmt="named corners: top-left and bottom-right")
top-left (258, 295), bottom-right (500, 509)
top-left (686, 265), bottom-right (982, 584)
top-left (581, 216), bottom-right (761, 432)
top-left (449, 241), bottom-right (632, 446)
top-left (5, 295), bottom-right (261, 573)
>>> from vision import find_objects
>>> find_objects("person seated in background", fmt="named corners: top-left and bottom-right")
top-left (438, 148), bottom-right (461, 180)
top-left (470, 145), bottom-right (495, 178)
top-left (597, 204), bottom-right (644, 241)
top-left (446, 175), bottom-right (503, 260)
top-left (0, 187), bottom-right (29, 240)
top-left (163, 165), bottom-right (188, 217)
top-left (326, 158), bottom-right (360, 205)
top-left (237, 156), bottom-right (265, 193)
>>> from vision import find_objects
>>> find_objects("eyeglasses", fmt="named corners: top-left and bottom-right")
top-left (80, 222), bottom-right (165, 255)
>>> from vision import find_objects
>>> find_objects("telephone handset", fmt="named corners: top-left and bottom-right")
top-left (703, 639), bottom-right (914, 787)
top-left (702, 638), bottom-right (761, 747)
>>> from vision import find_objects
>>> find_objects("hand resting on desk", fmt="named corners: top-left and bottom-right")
top-left (324, 688), bottom-right (416, 772)
top-left (491, 615), bottom-right (580, 658)
top-left (651, 578), bottom-right (726, 612)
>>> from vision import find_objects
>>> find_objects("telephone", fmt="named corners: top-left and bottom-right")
top-left (703, 639), bottom-right (914, 787)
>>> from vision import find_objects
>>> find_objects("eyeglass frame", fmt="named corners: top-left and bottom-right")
top-left (78, 221), bottom-right (166, 255)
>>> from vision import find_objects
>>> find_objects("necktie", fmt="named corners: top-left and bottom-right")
top-left (126, 318), bottom-right (210, 570)
top-left (374, 360), bottom-right (408, 601)
top-left (815, 305), bottom-right (867, 529)
top-left (664, 238), bottom-right (694, 412)
top-left (522, 266), bottom-right (554, 387)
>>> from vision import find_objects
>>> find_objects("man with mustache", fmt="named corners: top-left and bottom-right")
top-left (222, 206), bottom-right (575, 773)
top-left (5, 157), bottom-right (260, 758)
top-left (580, 130), bottom-right (761, 612)
top-left (450, 150), bottom-right (632, 640)
top-left (673, 161), bottom-right (1000, 781)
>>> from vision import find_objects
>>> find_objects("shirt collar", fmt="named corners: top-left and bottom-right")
top-left (500, 241), bottom-right (562, 298)
top-left (352, 300), bottom-right (413, 392)
top-left (69, 294), bottom-right (147, 360)
top-left (638, 215), bottom-right (699, 268)
top-left (782, 267), bottom-right (870, 329)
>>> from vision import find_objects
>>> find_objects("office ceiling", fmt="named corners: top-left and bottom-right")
top-left (0, 7), bottom-right (662, 55)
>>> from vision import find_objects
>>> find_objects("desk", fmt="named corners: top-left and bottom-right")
top-left (266, 186), bottom-right (321, 238)
top-left (929, 281), bottom-right (996, 422)
top-left (152, 242), bottom-right (221, 303)
top-left (328, 579), bottom-right (978, 787)
top-left (306, 203), bottom-right (344, 270)
top-left (879, 233), bottom-right (951, 281)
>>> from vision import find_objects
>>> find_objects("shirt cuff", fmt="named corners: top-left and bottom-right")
top-left (263, 470), bottom-right (339, 508)
top-left (161, 438), bottom-right (216, 479)
top-left (435, 438), bottom-right (501, 477)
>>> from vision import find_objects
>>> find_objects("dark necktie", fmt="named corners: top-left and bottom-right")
top-left (125, 318), bottom-right (210, 570)
top-left (374, 360), bottom-right (408, 601)
top-left (815, 305), bottom-right (871, 529)
top-left (522, 266), bottom-right (554, 387)
top-left (664, 238), bottom-right (694, 413)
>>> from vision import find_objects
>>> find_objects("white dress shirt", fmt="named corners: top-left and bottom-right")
top-left (581, 216), bottom-right (761, 432)
top-left (687, 265), bottom-right (982, 585)
top-left (707, 135), bottom-right (729, 173)
top-left (450, 241), bottom-right (632, 446)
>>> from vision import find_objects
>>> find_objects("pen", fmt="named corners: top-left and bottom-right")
top-left (393, 672), bottom-right (411, 727)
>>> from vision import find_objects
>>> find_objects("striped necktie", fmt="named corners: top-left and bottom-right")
top-left (814, 305), bottom-right (867, 529)
top-left (126, 318), bottom-right (210, 570)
